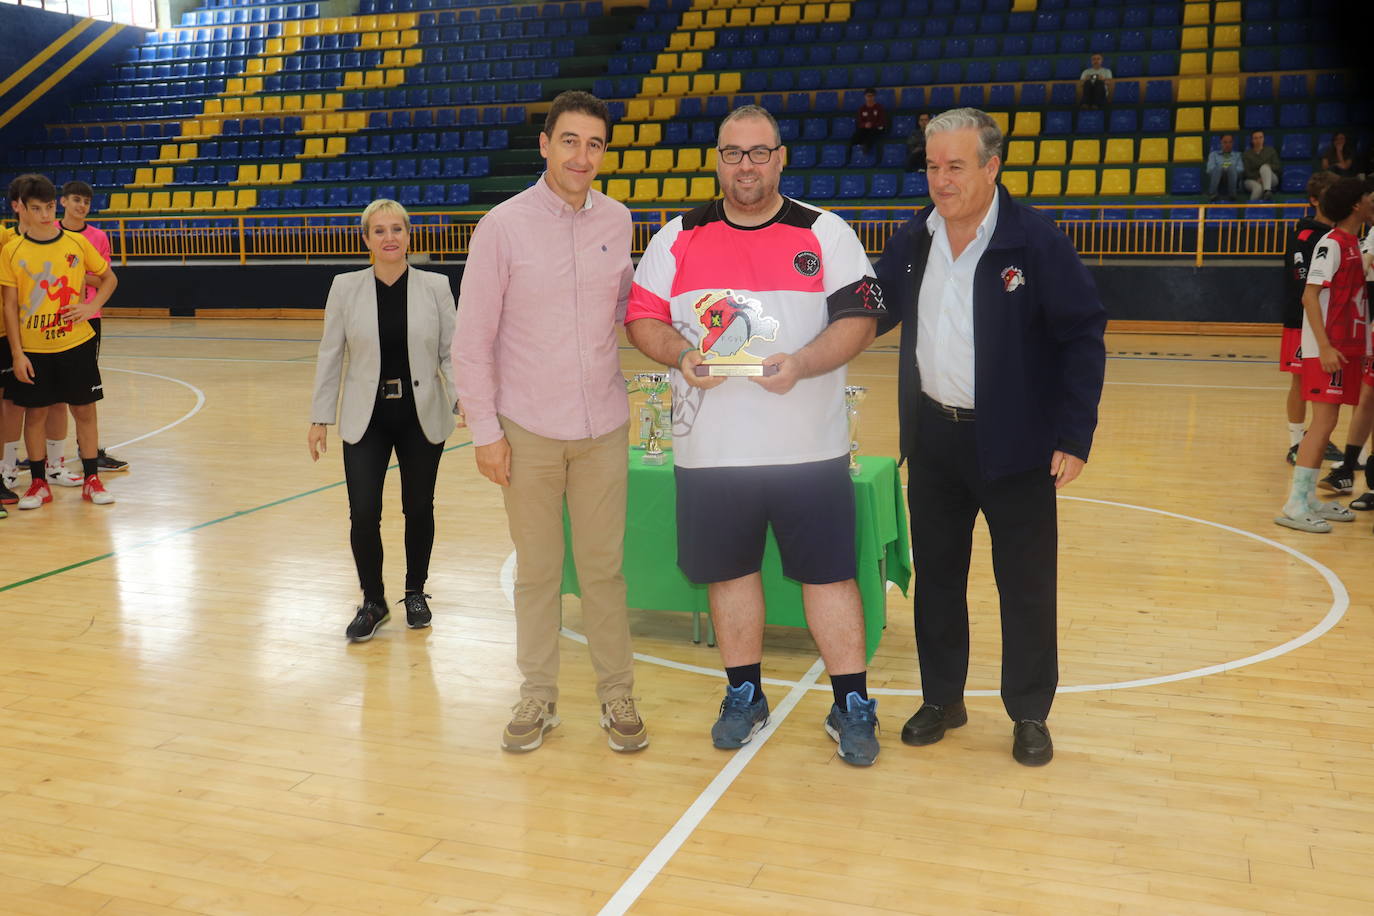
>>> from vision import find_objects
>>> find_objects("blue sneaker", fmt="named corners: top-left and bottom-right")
top-left (824, 692), bottom-right (880, 766)
top-left (711, 682), bottom-right (770, 749)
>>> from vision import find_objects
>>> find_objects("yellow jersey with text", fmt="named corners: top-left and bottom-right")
top-left (0, 230), bottom-right (108, 353)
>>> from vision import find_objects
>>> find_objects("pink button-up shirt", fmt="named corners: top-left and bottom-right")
top-left (453, 175), bottom-right (634, 446)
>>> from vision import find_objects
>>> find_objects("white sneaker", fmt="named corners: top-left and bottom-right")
top-left (82, 475), bottom-right (115, 505)
top-left (46, 462), bottom-right (83, 488)
top-left (0, 465), bottom-right (16, 490)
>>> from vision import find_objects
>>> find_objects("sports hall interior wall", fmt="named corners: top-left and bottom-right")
top-left (106, 261), bottom-right (1281, 324)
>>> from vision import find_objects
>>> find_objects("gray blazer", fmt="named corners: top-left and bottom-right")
top-left (310, 266), bottom-right (458, 444)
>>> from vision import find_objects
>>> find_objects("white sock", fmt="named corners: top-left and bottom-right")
top-left (46, 439), bottom-right (64, 469)
top-left (1285, 466), bottom-right (1319, 518)
top-left (1287, 422), bottom-right (1305, 448)
top-left (0, 440), bottom-right (16, 473)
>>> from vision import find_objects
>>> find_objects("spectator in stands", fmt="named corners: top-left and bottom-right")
top-left (1205, 134), bottom-right (1244, 202)
top-left (1322, 132), bottom-right (1357, 178)
top-left (905, 111), bottom-right (931, 173)
top-left (852, 88), bottom-right (889, 157)
top-left (1243, 130), bottom-right (1280, 201)
top-left (309, 198), bottom-right (458, 643)
top-left (1079, 53), bottom-right (1112, 110)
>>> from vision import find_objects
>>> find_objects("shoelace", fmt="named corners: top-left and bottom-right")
top-left (509, 697), bottom-right (547, 725)
top-left (604, 697), bottom-right (639, 725)
top-left (399, 592), bottom-right (431, 610)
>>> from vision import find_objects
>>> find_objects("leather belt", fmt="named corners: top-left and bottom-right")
top-left (921, 391), bottom-right (976, 422)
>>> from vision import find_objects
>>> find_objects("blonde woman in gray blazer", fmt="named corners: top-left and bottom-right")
top-left (309, 199), bottom-right (458, 642)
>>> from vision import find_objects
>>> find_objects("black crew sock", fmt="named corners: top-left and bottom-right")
top-left (1366, 454), bottom-right (1374, 491)
top-left (725, 663), bottom-right (764, 703)
top-left (81, 457), bottom-right (98, 479)
top-left (830, 671), bottom-right (868, 707)
top-left (1343, 444), bottom-right (1361, 474)
top-left (29, 457), bottom-right (45, 481)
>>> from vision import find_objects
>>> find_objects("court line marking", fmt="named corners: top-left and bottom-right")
top-left (101, 367), bottom-right (207, 451)
top-left (520, 496), bottom-right (1346, 697)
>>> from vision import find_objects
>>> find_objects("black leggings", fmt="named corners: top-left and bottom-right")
top-left (341, 395), bottom-right (444, 603)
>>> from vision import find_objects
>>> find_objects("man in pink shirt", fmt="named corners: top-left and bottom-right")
top-left (453, 91), bottom-right (645, 754)
top-left (60, 181), bottom-right (128, 473)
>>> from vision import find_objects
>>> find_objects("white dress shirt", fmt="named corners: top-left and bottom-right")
top-left (916, 191), bottom-right (1000, 409)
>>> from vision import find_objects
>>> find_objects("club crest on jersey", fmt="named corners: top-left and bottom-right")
top-left (793, 250), bottom-right (820, 277)
top-left (1000, 266), bottom-right (1026, 292)
top-left (692, 289), bottom-right (780, 359)
top-left (65, 253), bottom-right (79, 268)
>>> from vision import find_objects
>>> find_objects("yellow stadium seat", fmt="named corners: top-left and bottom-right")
top-left (324, 113), bottom-right (345, 132)
top-left (259, 164), bottom-right (281, 185)
top-left (154, 166), bottom-right (173, 184)
top-left (1210, 51), bottom-right (1239, 73)
top-left (660, 177), bottom-right (688, 203)
top-left (686, 176), bottom-right (716, 200)
top-left (679, 52), bottom-right (702, 72)
top-left (1209, 106), bottom-right (1239, 132)
top-left (1179, 53), bottom-right (1208, 76)
top-left (1011, 0), bottom-right (1034, 9)
top-left (1210, 76), bottom-right (1240, 101)
top-left (629, 178), bottom-right (660, 204)
top-left (652, 53), bottom-right (677, 74)
top-left (801, 3), bottom-right (825, 24)
top-left (605, 179), bottom-right (631, 202)
top-left (301, 138), bottom-right (325, 157)
top-left (703, 10), bottom-right (726, 27)
top-left (397, 13), bottom-right (418, 28)
top-left (1175, 107), bottom-right (1204, 132)
top-left (358, 31), bottom-right (380, 48)
top-left (610, 123), bottom-right (635, 148)
top-left (681, 11), bottom-right (703, 28)
top-left (212, 190), bottom-right (235, 210)
top-left (234, 165), bottom-right (258, 186)
top-left (640, 76), bottom-right (665, 97)
top-left (342, 71), bottom-right (363, 88)
top-left (717, 73), bottom-right (741, 95)
top-left (1134, 168), bottom-right (1166, 195)
top-left (345, 111), bottom-right (366, 131)
top-left (357, 14), bottom-right (377, 30)
top-left (262, 96), bottom-right (282, 113)
top-left (130, 168), bottom-right (153, 188)
top-left (1213, 24), bottom-right (1240, 48)
top-left (301, 114), bottom-right (324, 134)
top-left (128, 192), bottom-right (151, 212)
top-left (674, 148), bottom-right (703, 173)
top-left (1070, 140), bottom-right (1100, 165)
top-left (377, 13), bottom-right (397, 30)
top-left (665, 76), bottom-right (690, 98)
top-left (1005, 140), bottom-right (1035, 167)
top-left (1012, 111), bottom-right (1040, 136)
top-left (203, 99), bottom-right (223, 115)
top-left (636, 123), bottom-right (662, 147)
top-left (156, 143), bottom-right (177, 161)
top-left (825, 3), bottom-right (851, 23)
top-left (620, 150), bottom-right (647, 173)
top-left (652, 98), bottom-right (677, 120)
top-left (324, 93), bottom-right (343, 109)
top-left (727, 8), bottom-right (749, 27)
top-left (181, 120), bottom-right (202, 139)
top-left (147, 191), bottom-right (170, 211)
top-left (280, 163), bottom-right (301, 184)
top-left (107, 193), bottom-right (130, 212)
top-left (645, 149), bottom-right (672, 173)
top-left (312, 18), bottom-right (332, 34)
top-left (363, 70), bottom-right (384, 88)
top-left (1173, 136), bottom-right (1204, 162)
top-left (691, 74), bottom-right (716, 95)
top-left (600, 151), bottom-right (620, 175)
top-left (1181, 26), bottom-right (1208, 50)
top-left (667, 32), bottom-right (689, 52)
top-left (170, 191), bottom-right (192, 211)
top-left (324, 137), bottom-right (345, 156)
top-left (191, 190), bottom-right (213, 211)
top-left (1099, 169), bottom-right (1132, 195)
top-left (1037, 140), bottom-right (1067, 166)
top-left (1182, 2), bottom-right (1209, 25)
top-left (1177, 78), bottom-right (1207, 103)
top-left (704, 148), bottom-right (719, 171)
top-left (403, 48), bottom-right (422, 65)
top-left (382, 50), bottom-right (403, 68)
top-left (244, 58), bottom-right (264, 75)
top-left (690, 30), bottom-right (715, 50)
top-left (1030, 170), bottom-right (1062, 197)
top-left (777, 5), bottom-right (800, 24)
top-left (1000, 170), bottom-right (1028, 197)
top-left (379, 30), bottom-right (401, 49)
top-left (625, 100), bottom-right (652, 121)
top-left (1065, 170), bottom-right (1096, 196)
top-left (283, 20), bottom-right (301, 36)
top-left (236, 189), bottom-right (258, 209)
top-left (1138, 138), bottom-right (1169, 163)
top-left (1104, 138), bottom-right (1134, 164)
top-left (226, 78), bottom-right (245, 95)
top-left (1214, 0), bottom-right (1241, 22)
top-left (222, 98), bottom-right (243, 115)
top-left (987, 111), bottom-right (1009, 136)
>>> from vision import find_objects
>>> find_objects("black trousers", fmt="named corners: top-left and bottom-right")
top-left (907, 396), bottom-right (1059, 721)
top-left (341, 393), bottom-right (444, 603)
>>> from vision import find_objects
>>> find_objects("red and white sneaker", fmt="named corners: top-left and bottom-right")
top-left (17, 479), bottom-right (53, 510)
top-left (46, 460), bottom-right (83, 488)
top-left (82, 475), bottom-right (115, 505)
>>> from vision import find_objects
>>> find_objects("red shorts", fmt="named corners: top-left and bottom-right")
top-left (1365, 355), bottom-right (1374, 388)
top-left (1301, 354), bottom-right (1365, 405)
top-left (1279, 327), bottom-right (1303, 373)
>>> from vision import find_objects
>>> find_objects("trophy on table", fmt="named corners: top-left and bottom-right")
top-left (844, 385), bottom-right (867, 477)
top-left (634, 371), bottom-right (671, 465)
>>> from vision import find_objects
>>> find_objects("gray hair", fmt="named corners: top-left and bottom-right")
top-left (360, 198), bottom-right (410, 234)
top-left (925, 108), bottom-right (1003, 166)
top-left (719, 104), bottom-right (781, 147)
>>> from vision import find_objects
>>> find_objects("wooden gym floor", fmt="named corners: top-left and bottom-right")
top-left (0, 319), bottom-right (1369, 915)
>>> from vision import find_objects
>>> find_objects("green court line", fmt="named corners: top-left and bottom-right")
top-left (0, 440), bottom-right (473, 595)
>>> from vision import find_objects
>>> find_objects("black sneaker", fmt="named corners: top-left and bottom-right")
top-left (0, 479), bottom-right (16, 506)
top-left (96, 450), bottom-right (129, 472)
top-left (345, 599), bottom-right (389, 642)
top-left (402, 592), bottom-right (432, 629)
top-left (1286, 443), bottom-right (1299, 465)
top-left (1350, 492), bottom-right (1374, 510)
top-left (1319, 468), bottom-right (1354, 495)
top-left (1324, 441), bottom-right (1346, 464)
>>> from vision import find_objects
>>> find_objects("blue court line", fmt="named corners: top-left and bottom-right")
top-left (0, 441), bottom-right (473, 595)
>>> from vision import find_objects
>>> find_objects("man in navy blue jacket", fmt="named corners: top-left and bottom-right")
top-left (874, 108), bottom-right (1106, 766)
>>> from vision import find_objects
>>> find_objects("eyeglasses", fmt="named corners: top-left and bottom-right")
top-left (717, 145), bottom-right (782, 165)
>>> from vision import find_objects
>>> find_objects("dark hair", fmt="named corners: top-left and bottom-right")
top-left (8, 172), bottom-right (48, 204)
top-left (1321, 176), bottom-right (1367, 223)
top-left (1305, 170), bottom-right (1339, 206)
top-left (15, 174), bottom-right (56, 205)
top-left (61, 180), bottom-right (94, 200)
top-left (864, 87), bottom-right (877, 95)
top-left (542, 90), bottom-right (611, 142)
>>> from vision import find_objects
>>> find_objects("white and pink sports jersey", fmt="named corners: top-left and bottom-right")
top-left (74, 222), bottom-right (112, 313)
top-left (626, 198), bottom-right (884, 468)
top-left (1303, 227), bottom-right (1370, 357)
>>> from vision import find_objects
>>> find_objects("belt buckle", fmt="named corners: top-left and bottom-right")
top-left (382, 378), bottom-right (403, 400)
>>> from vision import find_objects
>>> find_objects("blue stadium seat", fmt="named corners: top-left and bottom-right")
top-left (820, 144), bottom-right (848, 168)
top-left (1142, 109), bottom-right (1170, 132)
top-left (1045, 111), bottom-right (1072, 134)
top-left (808, 175), bottom-right (836, 199)
top-left (1281, 166), bottom-right (1314, 194)
top-left (1244, 105), bottom-right (1275, 130)
top-left (780, 175), bottom-right (805, 198)
top-left (837, 175), bottom-right (866, 199)
top-left (446, 184), bottom-right (470, 206)
top-left (870, 174), bottom-right (898, 198)
top-left (442, 158), bottom-right (465, 179)
top-left (1169, 167), bottom-right (1202, 195)
top-left (1051, 83), bottom-right (1077, 106)
top-left (1279, 134), bottom-right (1313, 160)
top-left (1279, 104), bottom-right (1310, 128)
top-left (1108, 110), bottom-right (1138, 133)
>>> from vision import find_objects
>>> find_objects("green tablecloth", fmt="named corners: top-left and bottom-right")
top-left (560, 451), bottom-right (911, 660)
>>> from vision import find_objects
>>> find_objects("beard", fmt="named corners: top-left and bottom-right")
top-left (724, 173), bottom-right (774, 209)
